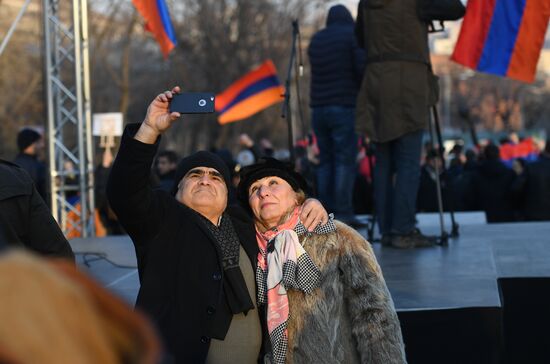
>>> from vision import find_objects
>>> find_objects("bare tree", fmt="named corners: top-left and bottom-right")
top-left (2, 0), bottom-right (395, 161)
top-left (0, 1), bottom-right (44, 158)
top-left (161, 0), bottom-right (329, 155)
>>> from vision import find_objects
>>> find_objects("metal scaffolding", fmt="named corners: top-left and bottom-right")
top-left (43, 0), bottom-right (95, 237)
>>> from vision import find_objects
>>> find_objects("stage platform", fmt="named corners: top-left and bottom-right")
top-left (71, 212), bottom-right (550, 309)
top-left (70, 213), bottom-right (550, 363)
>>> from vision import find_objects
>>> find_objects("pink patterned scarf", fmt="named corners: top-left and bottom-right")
top-left (255, 208), bottom-right (321, 364)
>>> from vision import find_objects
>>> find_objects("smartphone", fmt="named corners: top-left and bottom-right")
top-left (169, 92), bottom-right (215, 114)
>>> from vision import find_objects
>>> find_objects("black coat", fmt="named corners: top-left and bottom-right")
top-left (13, 153), bottom-right (47, 201)
top-left (469, 160), bottom-right (517, 223)
top-left (416, 165), bottom-right (453, 213)
top-left (308, 5), bottom-right (365, 107)
top-left (0, 159), bottom-right (74, 259)
top-left (107, 125), bottom-right (267, 363)
top-left (516, 155), bottom-right (550, 221)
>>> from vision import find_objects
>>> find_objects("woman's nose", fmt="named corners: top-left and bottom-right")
top-left (258, 185), bottom-right (269, 197)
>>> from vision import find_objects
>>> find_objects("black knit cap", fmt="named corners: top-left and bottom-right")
top-left (171, 151), bottom-right (231, 195)
top-left (238, 157), bottom-right (310, 205)
top-left (17, 128), bottom-right (41, 152)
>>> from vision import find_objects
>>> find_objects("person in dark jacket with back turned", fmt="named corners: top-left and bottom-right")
top-left (468, 144), bottom-right (517, 223)
top-left (308, 4), bottom-right (366, 227)
top-left (355, 0), bottom-right (437, 248)
top-left (13, 128), bottom-right (48, 202)
top-left (513, 140), bottom-right (550, 221)
top-left (0, 159), bottom-right (74, 260)
top-left (106, 87), bottom-right (328, 363)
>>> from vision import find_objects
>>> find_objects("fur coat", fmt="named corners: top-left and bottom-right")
top-left (285, 221), bottom-right (406, 363)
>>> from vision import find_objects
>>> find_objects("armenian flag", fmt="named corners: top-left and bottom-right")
top-left (451, 0), bottom-right (550, 83)
top-left (215, 60), bottom-right (285, 125)
top-left (500, 137), bottom-right (539, 167)
top-left (132, 0), bottom-right (177, 58)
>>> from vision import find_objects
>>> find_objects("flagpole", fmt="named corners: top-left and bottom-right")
top-left (281, 19), bottom-right (300, 164)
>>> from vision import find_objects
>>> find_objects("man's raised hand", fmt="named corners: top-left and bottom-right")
top-left (135, 86), bottom-right (182, 144)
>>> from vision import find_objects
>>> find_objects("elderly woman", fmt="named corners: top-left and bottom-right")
top-left (238, 158), bottom-right (406, 364)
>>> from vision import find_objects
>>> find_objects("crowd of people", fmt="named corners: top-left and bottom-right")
top-left (8, 84), bottom-right (550, 363)
top-left (146, 130), bottom-right (550, 232)
top-left (417, 137), bottom-right (550, 223)
top-left (0, 137), bottom-right (160, 363)
top-left (105, 86), bottom-right (406, 363)
top-left (1, 1), bottom-right (549, 363)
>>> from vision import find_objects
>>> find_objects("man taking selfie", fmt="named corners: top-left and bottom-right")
top-left (107, 87), bottom-right (328, 363)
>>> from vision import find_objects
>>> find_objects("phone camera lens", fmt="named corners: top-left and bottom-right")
top-left (198, 99), bottom-right (206, 107)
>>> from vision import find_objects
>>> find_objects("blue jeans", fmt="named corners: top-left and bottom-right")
top-left (374, 130), bottom-right (424, 235)
top-left (311, 106), bottom-right (357, 220)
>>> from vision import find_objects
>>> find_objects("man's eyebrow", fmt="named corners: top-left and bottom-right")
top-left (186, 168), bottom-right (205, 176)
top-left (183, 168), bottom-right (204, 177)
top-left (185, 168), bottom-right (222, 177)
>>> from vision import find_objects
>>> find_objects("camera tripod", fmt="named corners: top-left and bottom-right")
top-left (427, 103), bottom-right (460, 245)
top-left (281, 20), bottom-right (306, 164)
top-left (364, 144), bottom-right (378, 243)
